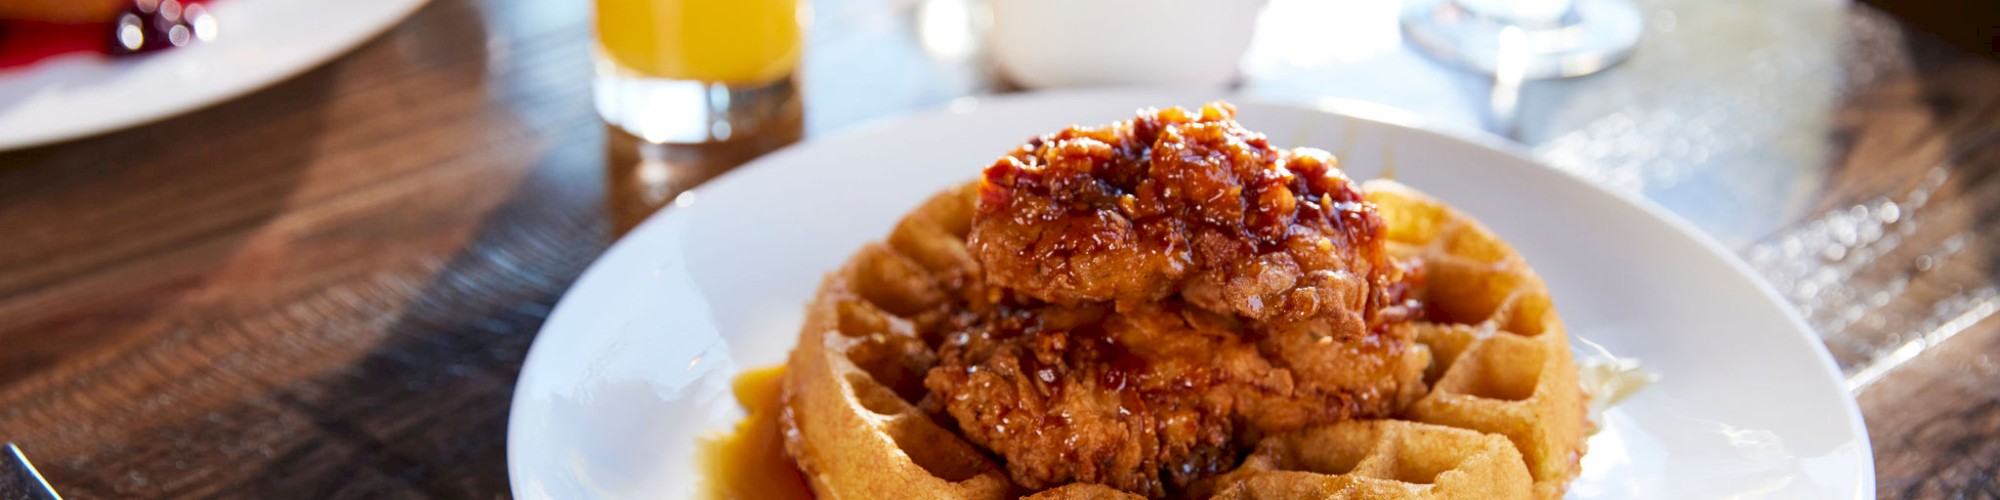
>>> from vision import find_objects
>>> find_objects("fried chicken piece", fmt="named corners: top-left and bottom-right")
top-left (925, 299), bottom-right (1425, 497)
top-left (971, 103), bottom-right (1396, 323)
top-left (926, 103), bottom-right (1426, 497)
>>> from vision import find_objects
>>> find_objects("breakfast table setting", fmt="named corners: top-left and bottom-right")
top-left (0, 0), bottom-right (1996, 498)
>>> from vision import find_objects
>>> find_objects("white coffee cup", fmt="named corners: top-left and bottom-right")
top-left (989, 0), bottom-right (1268, 89)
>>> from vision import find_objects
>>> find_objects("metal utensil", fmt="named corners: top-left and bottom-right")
top-left (1, 443), bottom-right (62, 500)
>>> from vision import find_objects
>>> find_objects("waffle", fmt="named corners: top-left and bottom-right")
top-left (781, 183), bottom-right (1018, 499)
top-left (781, 173), bottom-right (1586, 499)
top-left (1364, 180), bottom-right (1589, 499)
top-left (1175, 180), bottom-right (1589, 498)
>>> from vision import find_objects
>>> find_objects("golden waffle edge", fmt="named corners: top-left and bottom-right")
top-left (780, 176), bottom-right (1588, 499)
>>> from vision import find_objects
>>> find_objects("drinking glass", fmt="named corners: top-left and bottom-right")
top-left (594, 0), bottom-right (804, 143)
top-left (1401, 0), bottom-right (1641, 79)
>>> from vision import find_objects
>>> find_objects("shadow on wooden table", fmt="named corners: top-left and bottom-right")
top-left (0, 0), bottom-right (549, 496)
top-left (0, 53), bottom-right (346, 500)
top-left (240, 78), bottom-right (803, 499)
top-left (0, 41), bottom-right (338, 384)
top-left (240, 144), bottom-right (600, 497)
top-left (604, 97), bottom-right (806, 235)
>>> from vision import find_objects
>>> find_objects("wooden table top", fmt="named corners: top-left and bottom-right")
top-left (0, 0), bottom-right (1995, 497)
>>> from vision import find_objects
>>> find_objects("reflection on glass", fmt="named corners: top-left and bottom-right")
top-left (1400, 0), bottom-right (1641, 78)
top-left (604, 105), bottom-right (802, 235)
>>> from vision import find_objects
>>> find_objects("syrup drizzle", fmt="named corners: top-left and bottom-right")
top-left (698, 365), bottom-right (814, 500)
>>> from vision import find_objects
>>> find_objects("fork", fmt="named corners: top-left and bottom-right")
top-left (1, 443), bottom-right (62, 500)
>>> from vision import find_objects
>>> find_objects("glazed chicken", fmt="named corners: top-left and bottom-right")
top-left (923, 104), bottom-right (1428, 497)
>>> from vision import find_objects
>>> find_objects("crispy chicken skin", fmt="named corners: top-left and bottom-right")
top-left (969, 104), bottom-right (1393, 322)
top-left (924, 104), bottom-right (1426, 497)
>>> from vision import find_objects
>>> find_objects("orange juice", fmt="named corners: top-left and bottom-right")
top-left (595, 0), bottom-right (802, 84)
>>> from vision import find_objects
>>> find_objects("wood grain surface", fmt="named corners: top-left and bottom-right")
top-left (1818, 31), bottom-right (2000, 496)
top-left (0, 0), bottom-right (1994, 498)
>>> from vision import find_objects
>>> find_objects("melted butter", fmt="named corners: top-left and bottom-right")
top-left (699, 365), bottom-right (815, 500)
top-left (1577, 351), bottom-right (1658, 434)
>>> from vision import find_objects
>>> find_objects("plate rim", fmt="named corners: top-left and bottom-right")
top-left (505, 87), bottom-right (1874, 497)
top-left (0, 0), bottom-right (431, 150)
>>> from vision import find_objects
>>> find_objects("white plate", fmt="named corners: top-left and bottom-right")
top-left (506, 89), bottom-right (1872, 499)
top-left (0, 0), bottom-right (427, 150)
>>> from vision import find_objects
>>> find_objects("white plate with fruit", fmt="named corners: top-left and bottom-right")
top-left (0, 0), bottom-right (426, 149)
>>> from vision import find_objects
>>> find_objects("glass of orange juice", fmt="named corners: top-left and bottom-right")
top-left (594, 0), bottom-right (804, 143)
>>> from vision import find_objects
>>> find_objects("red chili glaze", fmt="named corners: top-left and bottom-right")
top-left (972, 102), bottom-right (1401, 326)
top-left (926, 103), bottom-right (1428, 497)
